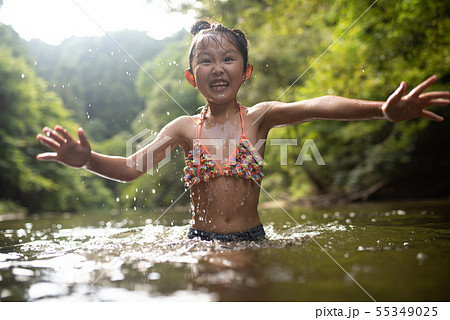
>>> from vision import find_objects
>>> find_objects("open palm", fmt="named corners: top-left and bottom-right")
top-left (36, 126), bottom-right (91, 168)
top-left (382, 75), bottom-right (449, 123)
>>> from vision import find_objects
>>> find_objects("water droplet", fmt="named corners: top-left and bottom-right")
top-left (148, 272), bottom-right (160, 280)
top-left (416, 252), bottom-right (427, 265)
top-left (21, 74), bottom-right (25, 79)
top-left (152, 189), bottom-right (156, 194)
top-left (116, 197), bottom-right (120, 202)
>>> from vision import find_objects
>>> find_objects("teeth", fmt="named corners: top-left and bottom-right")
top-left (211, 81), bottom-right (228, 87)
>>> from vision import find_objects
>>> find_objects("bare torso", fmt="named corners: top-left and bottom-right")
top-left (189, 177), bottom-right (261, 232)
top-left (179, 104), bottom-right (268, 233)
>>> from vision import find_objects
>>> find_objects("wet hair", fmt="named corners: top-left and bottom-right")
top-left (188, 20), bottom-right (250, 73)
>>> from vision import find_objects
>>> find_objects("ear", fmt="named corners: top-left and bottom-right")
top-left (243, 64), bottom-right (253, 83)
top-left (184, 69), bottom-right (196, 87)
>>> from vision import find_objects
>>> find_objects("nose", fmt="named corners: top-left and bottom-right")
top-left (212, 62), bottom-right (224, 75)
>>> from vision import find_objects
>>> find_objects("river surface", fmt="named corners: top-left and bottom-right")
top-left (1, 200), bottom-right (449, 301)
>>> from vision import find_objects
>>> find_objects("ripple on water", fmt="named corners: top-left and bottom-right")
top-left (0, 221), bottom-right (347, 301)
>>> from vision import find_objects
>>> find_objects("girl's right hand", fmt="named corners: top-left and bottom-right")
top-left (36, 126), bottom-right (92, 168)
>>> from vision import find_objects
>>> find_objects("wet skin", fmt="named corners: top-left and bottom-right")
top-left (184, 35), bottom-right (267, 233)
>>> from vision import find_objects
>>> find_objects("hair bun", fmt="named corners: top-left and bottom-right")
top-left (191, 20), bottom-right (211, 36)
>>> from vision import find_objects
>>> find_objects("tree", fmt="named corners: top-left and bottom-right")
top-left (180, 0), bottom-right (450, 202)
top-left (0, 25), bottom-right (114, 213)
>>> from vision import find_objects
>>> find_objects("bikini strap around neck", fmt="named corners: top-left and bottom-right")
top-left (197, 107), bottom-right (207, 139)
top-left (197, 104), bottom-right (245, 139)
top-left (238, 104), bottom-right (245, 136)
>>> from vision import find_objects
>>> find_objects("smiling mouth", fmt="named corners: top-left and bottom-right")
top-left (210, 81), bottom-right (229, 91)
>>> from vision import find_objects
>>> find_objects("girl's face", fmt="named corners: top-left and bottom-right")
top-left (187, 35), bottom-right (248, 106)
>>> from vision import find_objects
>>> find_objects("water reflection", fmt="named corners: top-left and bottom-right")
top-left (1, 200), bottom-right (450, 301)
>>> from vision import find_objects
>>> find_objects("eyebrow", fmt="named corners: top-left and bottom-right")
top-left (222, 50), bottom-right (237, 56)
top-left (196, 51), bottom-right (212, 57)
top-left (196, 49), bottom-right (237, 58)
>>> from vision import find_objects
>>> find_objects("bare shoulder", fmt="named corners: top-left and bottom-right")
top-left (244, 101), bottom-right (287, 132)
top-left (244, 102), bottom-right (272, 120)
top-left (246, 101), bottom-right (287, 117)
top-left (247, 100), bottom-right (313, 129)
top-left (161, 115), bottom-right (199, 148)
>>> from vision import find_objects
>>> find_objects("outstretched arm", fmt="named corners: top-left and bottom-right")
top-left (36, 118), bottom-right (186, 182)
top-left (260, 75), bottom-right (449, 128)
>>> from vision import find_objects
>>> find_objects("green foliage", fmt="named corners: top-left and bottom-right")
top-left (0, 25), bottom-right (114, 213)
top-left (191, 0), bottom-right (450, 200)
top-left (3, 0), bottom-right (448, 214)
top-left (120, 39), bottom-right (202, 209)
top-left (27, 31), bottom-right (187, 141)
top-left (135, 39), bottom-right (201, 131)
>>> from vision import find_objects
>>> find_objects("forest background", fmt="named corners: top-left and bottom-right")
top-left (1, 0), bottom-right (449, 215)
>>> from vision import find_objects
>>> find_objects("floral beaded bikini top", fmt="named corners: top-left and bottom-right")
top-left (184, 104), bottom-right (264, 185)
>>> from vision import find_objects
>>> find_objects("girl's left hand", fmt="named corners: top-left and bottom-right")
top-left (382, 75), bottom-right (450, 122)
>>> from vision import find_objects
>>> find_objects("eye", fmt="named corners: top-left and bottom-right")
top-left (201, 59), bottom-right (211, 64)
top-left (224, 57), bottom-right (234, 62)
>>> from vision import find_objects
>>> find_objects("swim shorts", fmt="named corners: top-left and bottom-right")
top-left (187, 224), bottom-right (266, 242)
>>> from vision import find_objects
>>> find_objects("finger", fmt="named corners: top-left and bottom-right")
top-left (77, 127), bottom-right (90, 147)
top-left (54, 125), bottom-right (73, 141)
top-left (36, 133), bottom-right (60, 150)
top-left (421, 110), bottom-right (444, 122)
top-left (409, 75), bottom-right (437, 97)
top-left (42, 127), bottom-right (66, 145)
top-left (419, 91), bottom-right (450, 101)
top-left (388, 81), bottom-right (407, 104)
top-left (36, 152), bottom-right (58, 161)
top-left (423, 98), bottom-right (450, 107)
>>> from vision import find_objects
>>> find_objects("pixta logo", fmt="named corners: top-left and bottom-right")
top-left (126, 129), bottom-right (325, 176)
top-left (126, 129), bottom-right (171, 175)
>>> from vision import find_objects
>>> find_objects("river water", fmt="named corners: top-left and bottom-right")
top-left (1, 200), bottom-right (449, 301)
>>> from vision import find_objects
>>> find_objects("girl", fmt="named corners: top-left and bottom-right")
top-left (36, 20), bottom-right (450, 241)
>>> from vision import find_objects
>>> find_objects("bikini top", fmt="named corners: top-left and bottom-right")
top-left (183, 104), bottom-right (264, 185)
